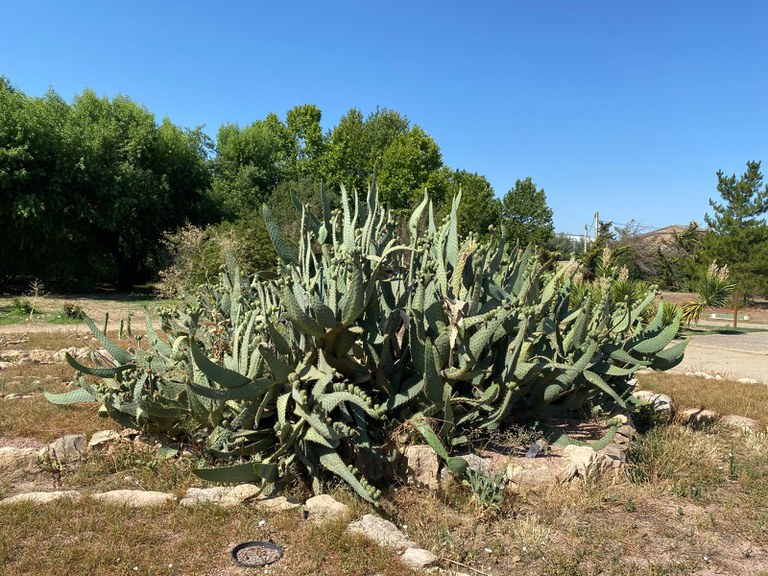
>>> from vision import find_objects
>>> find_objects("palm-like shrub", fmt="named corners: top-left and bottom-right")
top-left (47, 184), bottom-right (687, 502)
top-left (680, 261), bottom-right (736, 326)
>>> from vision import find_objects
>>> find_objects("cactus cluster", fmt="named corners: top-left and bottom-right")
top-left (46, 182), bottom-right (686, 502)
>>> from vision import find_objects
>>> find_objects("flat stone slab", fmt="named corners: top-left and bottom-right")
top-left (346, 514), bottom-right (416, 549)
top-left (720, 414), bottom-right (763, 434)
top-left (506, 455), bottom-right (577, 492)
top-left (255, 495), bottom-right (302, 512)
top-left (180, 484), bottom-right (262, 507)
top-left (404, 444), bottom-right (440, 490)
top-left (91, 490), bottom-right (174, 507)
top-left (1, 491), bottom-right (81, 505)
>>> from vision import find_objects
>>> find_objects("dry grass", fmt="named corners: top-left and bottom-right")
top-left (0, 500), bottom-right (416, 576)
top-left (0, 331), bottom-right (93, 351)
top-left (0, 397), bottom-right (118, 443)
top-left (639, 372), bottom-right (768, 426)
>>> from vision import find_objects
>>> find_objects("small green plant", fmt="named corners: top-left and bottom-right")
top-left (463, 467), bottom-right (506, 511)
top-left (11, 297), bottom-right (34, 315)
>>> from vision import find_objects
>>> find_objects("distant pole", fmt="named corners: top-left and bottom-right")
top-left (733, 289), bottom-right (740, 330)
top-left (594, 212), bottom-right (599, 241)
top-left (584, 225), bottom-right (588, 252)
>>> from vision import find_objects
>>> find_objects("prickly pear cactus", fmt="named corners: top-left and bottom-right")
top-left (48, 180), bottom-right (686, 502)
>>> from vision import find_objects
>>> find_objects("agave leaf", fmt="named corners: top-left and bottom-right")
top-left (409, 190), bottom-right (429, 239)
top-left (319, 391), bottom-right (378, 417)
top-left (317, 446), bottom-right (376, 503)
top-left (632, 315), bottom-right (680, 354)
top-left (190, 342), bottom-right (250, 389)
top-left (583, 370), bottom-right (627, 408)
top-left (341, 252), bottom-right (365, 326)
top-left (283, 284), bottom-right (324, 338)
top-left (259, 346), bottom-right (292, 383)
top-left (446, 191), bottom-right (461, 267)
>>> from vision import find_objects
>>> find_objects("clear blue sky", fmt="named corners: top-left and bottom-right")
top-left (3, 1), bottom-right (767, 235)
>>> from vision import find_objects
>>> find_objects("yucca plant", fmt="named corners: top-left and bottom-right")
top-left (47, 181), bottom-right (688, 502)
top-left (680, 261), bottom-right (736, 325)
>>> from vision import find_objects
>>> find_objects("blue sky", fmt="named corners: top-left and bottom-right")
top-left (3, 1), bottom-right (767, 235)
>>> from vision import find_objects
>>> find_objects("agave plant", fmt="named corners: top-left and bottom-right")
top-left (47, 181), bottom-right (687, 502)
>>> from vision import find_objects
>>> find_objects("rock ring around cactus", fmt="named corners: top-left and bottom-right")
top-left (230, 541), bottom-right (282, 567)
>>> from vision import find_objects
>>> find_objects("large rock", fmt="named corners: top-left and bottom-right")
top-left (180, 484), bottom-right (262, 507)
top-left (678, 408), bottom-right (719, 429)
top-left (562, 445), bottom-right (626, 482)
top-left (346, 514), bottom-right (416, 549)
top-left (505, 456), bottom-right (577, 492)
top-left (1, 491), bottom-right (81, 505)
top-left (404, 444), bottom-right (440, 490)
top-left (91, 490), bottom-right (174, 507)
top-left (88, 430), bottom-right (122, 452)
top-left (401, 547), bottom-right (438, 569)
top-left (0, 447), bottom-right (42, 484)
top-left (41, 434), bottom-right (87, 465)
top-left (720, 415), bottom-right (762, 434)
top-left (633, 391), bottom-right (675, 422)
top-left (304, 494), bottom-right (350, 523)
top-left (439, 453), bottom-right (495, 488)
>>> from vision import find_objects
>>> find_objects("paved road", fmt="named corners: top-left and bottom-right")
top-left (671, 331), bottom-right (768, 383)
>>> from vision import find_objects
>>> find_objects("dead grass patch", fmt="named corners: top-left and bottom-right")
top-left (0, 500), bottom-right (415, 576)
top-left (0, 396), bottom-right (117, 442)
top-left (638, 372), bottom-right (768, 426)
top-left (0, 331), bottom-right (93, 351)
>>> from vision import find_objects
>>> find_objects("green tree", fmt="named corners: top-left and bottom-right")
top-left (320, 107), bottom-right (432, 203)
top-left (211, 114), bottom-right (291, 218)
top-left (500, 177), bottom-right (554, 247)
top-left (285, 104), bottom-right (324, 181)
top-left (377, 126), bottom-right (442, 209)
top-left (699, 161), bottom-right (768, 298)
top-left (0, 79), bottom-right (212, 289)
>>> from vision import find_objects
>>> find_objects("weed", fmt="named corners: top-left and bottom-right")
top-left (463, 467), bottom-right (506, 512)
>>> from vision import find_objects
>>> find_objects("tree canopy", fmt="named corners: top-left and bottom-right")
top-left (0, 75), bottom-right (569, 291)
top-left (0, 80), bottom-right (212, 289)
top-left (699, 161), bottom-right (768, 297)
top-left (500, 177), bottom-right (554, 247)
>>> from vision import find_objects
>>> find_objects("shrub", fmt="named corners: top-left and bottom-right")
top-left (48, 183), bottom-right (687, 502)
top-left (61, 302), bottom-right (85, 319)
top-left (157, 218), bottom-right (277, 298)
